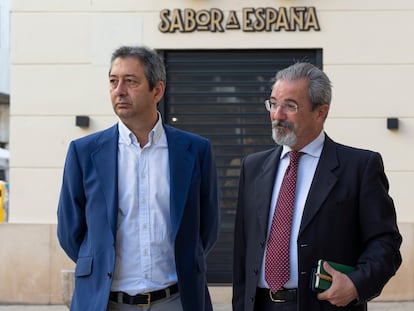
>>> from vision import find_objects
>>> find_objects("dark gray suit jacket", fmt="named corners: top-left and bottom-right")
top-left (233, 134), bottom-right (402, 311)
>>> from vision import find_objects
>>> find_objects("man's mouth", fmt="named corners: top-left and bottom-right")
top-left (272, 121), bottom-right (291, 130)
top-left (116, 101), bottom-right (130, 107)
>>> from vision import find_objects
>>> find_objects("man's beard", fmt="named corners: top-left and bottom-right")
top-left (272, 120), bottom-right (297, 147)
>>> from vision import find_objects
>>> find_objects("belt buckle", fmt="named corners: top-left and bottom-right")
top-left (137, 292), bottom-right (151, 307)
top-left (269, 289), bottom-right (285, 303)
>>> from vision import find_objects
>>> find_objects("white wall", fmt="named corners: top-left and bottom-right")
top-left (9, 0), bottom-right (414, 224)
top-left (0, 0), bottom-right (10, 94)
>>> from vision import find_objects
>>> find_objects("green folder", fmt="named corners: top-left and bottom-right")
top-left (311, 259), bottom-right (356, 292)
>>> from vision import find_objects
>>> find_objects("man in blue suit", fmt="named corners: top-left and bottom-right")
top-left (57, 46), bottom-right (220, 310)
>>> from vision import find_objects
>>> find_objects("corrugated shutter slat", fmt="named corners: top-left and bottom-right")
top-left (162, 49), bottom-right (321, 283)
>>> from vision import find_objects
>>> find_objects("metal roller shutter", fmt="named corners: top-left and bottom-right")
top-left (160, 49), bottom-right (322, 283)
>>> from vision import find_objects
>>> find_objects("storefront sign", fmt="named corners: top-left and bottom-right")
top-left (159, 7), bottom-right (320, 33)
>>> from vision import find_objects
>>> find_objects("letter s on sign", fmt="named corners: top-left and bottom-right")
top-left (159, 9), bottom-right (171, 33)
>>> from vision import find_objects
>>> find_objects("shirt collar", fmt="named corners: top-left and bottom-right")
top-left (151, 112), bottom-right (165, 146)
top-left (118, 120), bottom-right (133, 145)
top-left (118, 112), bottom-right (166, 146)
top-left (280, 131), bottom-right (325, 159)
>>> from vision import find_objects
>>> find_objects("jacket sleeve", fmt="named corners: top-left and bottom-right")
top-left (199, 140), bottom-right (220, 254)
top-left (232, 156), bottom-right (247, 311)
top-left (348, 151), bottom-right (402, 302)
top-left (57, 141), bottom-right (87, 262)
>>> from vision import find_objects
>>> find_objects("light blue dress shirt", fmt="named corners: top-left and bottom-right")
top-left (259, 131), bottom-right (325, 289)
top-left (111, 114), bottom-right (177, 295)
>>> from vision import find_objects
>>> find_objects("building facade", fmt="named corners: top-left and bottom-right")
top-left (1, 0), bottom-right (413, 304)
top-left (0, 0), bottom-right (10, 181)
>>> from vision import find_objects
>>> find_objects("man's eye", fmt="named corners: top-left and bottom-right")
top-left (286, 103), bottom-right (297, 110)
top-left (126, 79), bottom-right (138, 86)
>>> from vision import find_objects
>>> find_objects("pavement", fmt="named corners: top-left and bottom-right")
top-left (0, 301), bottom-right (414, 310)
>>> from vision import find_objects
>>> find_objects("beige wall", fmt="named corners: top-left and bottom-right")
top-left (9, 0), bottom-right (414, 223)
top-left (5, 0), bottom-right (414, 303)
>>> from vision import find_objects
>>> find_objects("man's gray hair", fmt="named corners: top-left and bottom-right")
top-left (109, 46), bottom-right (166, 91)
top-left (274, 62), bottom-right (332, 110)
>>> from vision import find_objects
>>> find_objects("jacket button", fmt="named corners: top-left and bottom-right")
top-left (253, 268), bottom-right (258, 275)
top-left (107, 272), bottom-right (112, 279)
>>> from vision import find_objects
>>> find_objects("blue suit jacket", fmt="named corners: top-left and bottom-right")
top-left (57, 123), bottom-right (220, 311)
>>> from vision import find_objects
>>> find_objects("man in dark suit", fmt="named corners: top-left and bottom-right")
top-left (57, 46), bottom-right (219, 311)
top-left (232, 62), bottom-right (402, 311)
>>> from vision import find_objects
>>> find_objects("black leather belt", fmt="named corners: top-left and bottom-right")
top-left (256, 287), bottom-right (297, 303)
top-left (109, 283), bottom-right (179, 306)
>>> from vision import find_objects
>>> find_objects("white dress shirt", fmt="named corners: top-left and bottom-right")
top-left (111, 114), bottom-right (177, 295)
top-left (258, 131), bottom-right (325, 289)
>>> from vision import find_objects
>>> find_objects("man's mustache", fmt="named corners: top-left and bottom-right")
top-left (272, 120), bottom-right (294, 131)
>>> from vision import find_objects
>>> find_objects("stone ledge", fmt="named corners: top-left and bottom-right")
top-left (61, 270), bottom-right (74, 308)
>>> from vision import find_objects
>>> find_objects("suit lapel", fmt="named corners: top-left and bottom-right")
top-left (164, 125), bottom-right (194, 239)
top-left (255, 147), bottom-right (282, 237)
top-left (91, 125), bottom-right (119, 236)
top-left (299, 136), bottom-right (339, 236)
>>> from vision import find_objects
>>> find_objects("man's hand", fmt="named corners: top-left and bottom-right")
top-left (317, 261), bottom-right (358, 307)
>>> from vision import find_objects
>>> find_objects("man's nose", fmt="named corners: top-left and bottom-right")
top-left (270, 105), bottom-right (286, 120)
top-left (113, 81), bottom-right (127, 96)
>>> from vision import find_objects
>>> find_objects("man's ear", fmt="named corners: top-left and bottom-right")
top-left (153, 81), bottom-right (165, 103)
top-left (318, 104), bottom-right (330, 120)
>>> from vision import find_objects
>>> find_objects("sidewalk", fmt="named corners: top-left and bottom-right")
top-left (0, 301), bottom-right (413, 310)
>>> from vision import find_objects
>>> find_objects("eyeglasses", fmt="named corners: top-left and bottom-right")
top-left (264, 99), bottom-right (298, 114)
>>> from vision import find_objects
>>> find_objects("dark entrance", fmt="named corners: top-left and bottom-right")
top-left (160, 49), bottom-right (322, 283)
